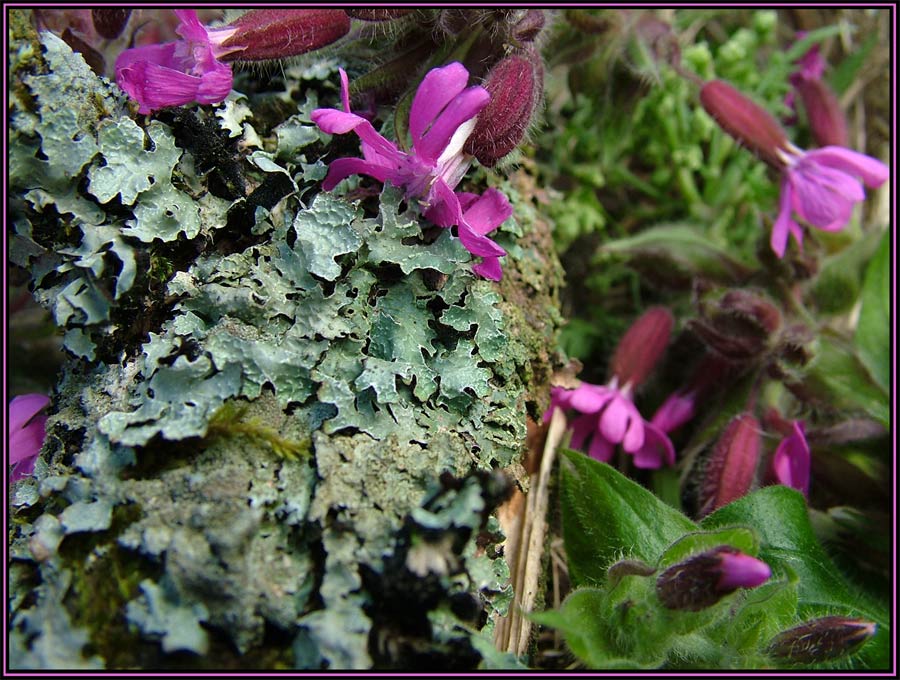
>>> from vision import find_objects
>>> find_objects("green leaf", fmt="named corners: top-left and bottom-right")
top-left (600, 223), bottom-right (753, 284)
top-left (560, 451), bottom-right (697, 586)
top-left (805, 332), bottom-right (889, 428)
top-left (829, 33), bottom-right (879, 96)
top-left (855, 229), bottom-right (889, 392)
top-left (530, 588), bottom-right (659, 669)
top-left (702, 485), bottom-right (889, 668)
top-left (657, 527), bottom-right (759, 568)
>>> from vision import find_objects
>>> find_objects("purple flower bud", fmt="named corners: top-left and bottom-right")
top-left (795, 77), bottom-right (849, 148)
top-left (656, 546), bottom-right (770, 611)
top-left (610, 306), bottom-right (674, 389)
top-left (215, 10), bottom-right (351, 62)
top-left (767, 616), bottom-right (877, 663)
top-left (91, 9), bottom-right (131, 39)
top-left (463, 49), bottom-right (544, 167)
top-left (700, 80), bottom-right (790, 169)
top-left (698, 413), bottom-right (761, 517)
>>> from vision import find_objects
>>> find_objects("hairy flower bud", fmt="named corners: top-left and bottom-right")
top-left (510, 9), bottom-right (546, 44)
top-left (611, 306), bottom-right (674, 388)
top-left (698, 413), bottom-right (761, 516)
top-left (767, 616), bottom-right (877, 663)
top-left (216, 9), bottom-right (350, 62)
top-left (795, 77), bottom-right (848, 148)
top-left (464, 49), bottom-right (543, 167)
top-left (688, 289), bottom-right (781, 362)
top-left (700, 79), bottom-right (790, 168)
top-left (91, 9), bottom-right (131, 39)
top-left (656, 546), bottom-right (770, 611)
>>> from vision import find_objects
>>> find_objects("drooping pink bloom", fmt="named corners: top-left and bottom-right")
top-left (700, 79), bottom-right (889, 258)
top-left (546, 381), bottom-right (675, 468)
top-left (771, 144), bottom-right (888, 257)
top-left (311, 64), bottom-right (509, 277)
top-left (8, 394), bottom-right (51, 483)
top-left (115, 10), bottom-right (238, 114)
top-left (544, 307), bottom-right (676, 468)
top-left (770, 419), bottom-right (811, 496)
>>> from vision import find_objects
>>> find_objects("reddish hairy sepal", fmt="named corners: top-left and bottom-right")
top-left (464, 50), bottom-right (543, 167)
top-left (795, 77), bottom-right (848, 148)
top-left (699, 413), bottom-right (761, 516)
top-left (218, 10), bottom-right (350, 62)
top-left (610, 306), bottom-right (674, 388)
top-left (700, 80), bottom-right (789, 168)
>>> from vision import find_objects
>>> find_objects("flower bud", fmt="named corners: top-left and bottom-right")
top-left (91, 9), bottom-right (131, 39)
top-left (698, 413), bottom-right (761, 516)
top-left (700, 80), bottom-right (789, 169)
top-left (215, 10), bottom-right (350, 62)
top-left (463, 49), bottom-right (544, 167)
top-left (767, 616), bottom-right (876, 664)
top-left (795, 77), bottom-right (848, 148)
top-left (688, 289), bottom-right (781, 362)
top-left (610, 306), bottom-right (674, 389)
top-left (634, 15), bottom-right (681, 69)
top-left (656, 546), bottom-right (770, 611)
top-left (510, 9), bottom-right (545, 44)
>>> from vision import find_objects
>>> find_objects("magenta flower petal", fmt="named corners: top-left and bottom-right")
top-left (10, 416), bottom-right (48, 466)
top-left (567, 384), bottom-right (616, 415)
top-left (321, 157), bottom-right (399, 191)
top-left (569, 413), bottom-right (597, 450)
top-left (458, 224), bottom-right (507, 258)
top-left (9, 394), bottom-right (51, 433)
top-left (772, 178), bottom-right (797, 257)
top-left (461, 188), bottom-right (513, 236)
top-left (416, 87), bottom-right (490, 164)
top-left (651, 390), bottom-right (696, 433)
top-left (409, 62), bottom-right (471, 149)
top-left (598, 394), bottom-right (635, 447)
top-left (716, 552), bottom-right (771, 591)
top-left (805, 147), bottom-right (890, 188)
top-left (632, 421), bottom-right (676, 468)
top-left (771, 421), bottom-right (811, 496)
top-left (588, 431), bottom-right (616, 462)
top-left (8, 394), bottom-right (50, 483)
top-left (788, 163), bottom-right (860, 231)
top-left (472, 257), bottom-right (502, 281)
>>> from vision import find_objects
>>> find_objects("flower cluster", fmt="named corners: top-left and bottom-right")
top-left (311, 63), bottom-right (511, 280)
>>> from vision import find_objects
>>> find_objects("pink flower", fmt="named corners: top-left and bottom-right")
top-left (8, 394), bottom-right (50, 483)
top-left (771, 144), bottom-right (889, 257)
top-left (546, 381), bottom-right (675, 468)
top-left (311, 64), bottom-right (509, 277)
top-left (544, 307), bottom-right (676, 468)
top-left (770, 420), bottom-right (811, 496)
top-left (115, 10), bottom-right (238, 114)
top-left (651, 389), bottom-right (697, 434)
top-left (700, 80), bottom-right (890, 258)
